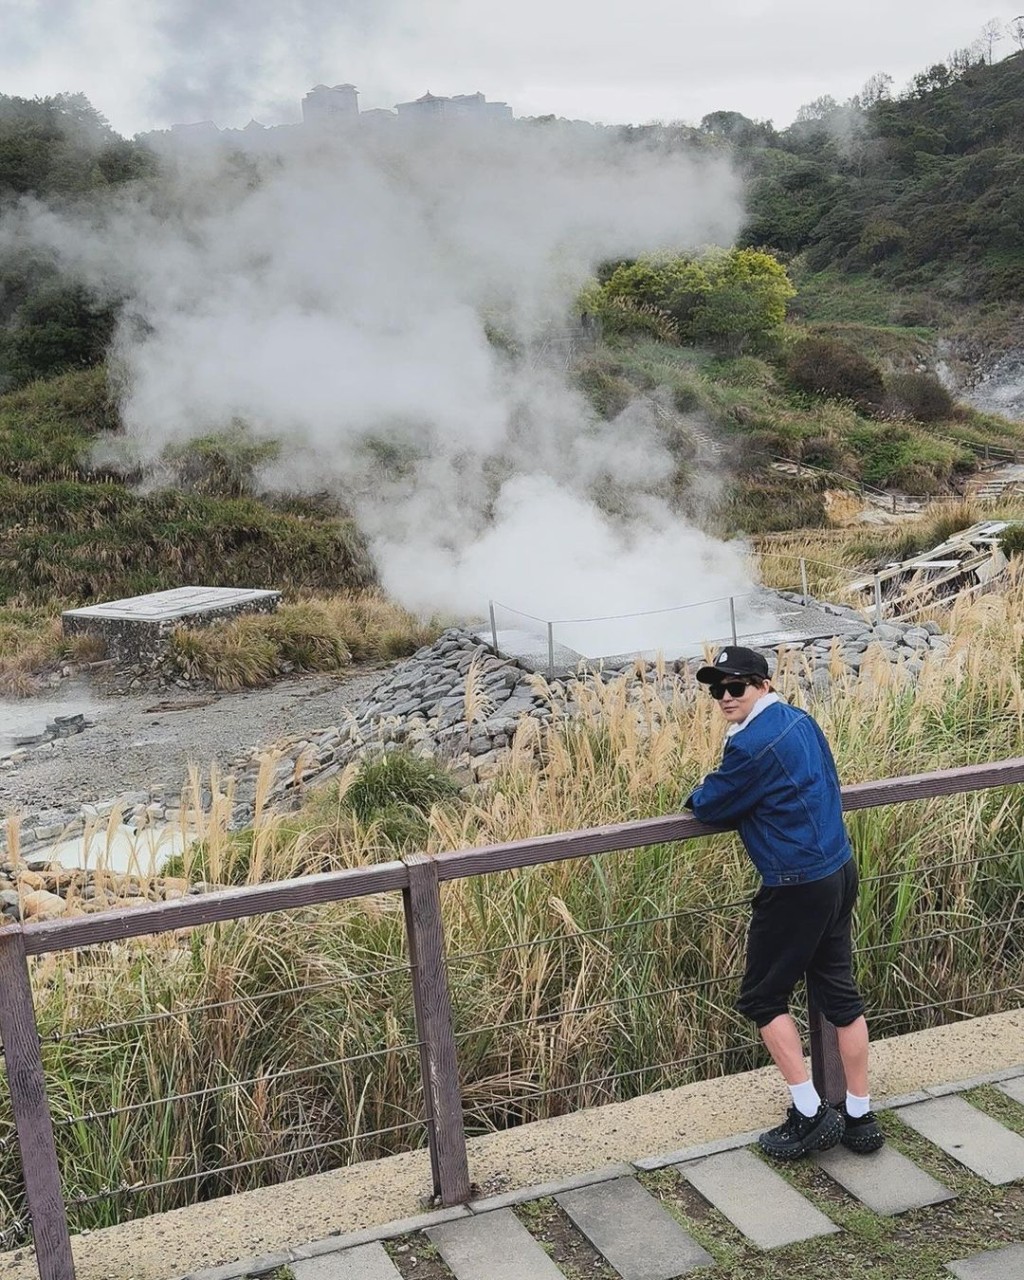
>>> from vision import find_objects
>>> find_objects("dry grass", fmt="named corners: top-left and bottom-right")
top-left (6, 563), bottom-right (1023, 1234)
top-left (164, 590), bottom-right (444, 689)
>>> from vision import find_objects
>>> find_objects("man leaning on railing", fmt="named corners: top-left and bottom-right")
top-left (685, 645), bottom-right (885, 1160)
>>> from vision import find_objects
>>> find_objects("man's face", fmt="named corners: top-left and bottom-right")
top-left (710, 677), bottom-right (769, 724)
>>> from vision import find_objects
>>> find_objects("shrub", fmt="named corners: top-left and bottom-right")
top-left (573, 359), bottom-right (634, 419)
top-left (265, 604), bottom-right (350, 671)
top-left (1000, 525), bottom-right (1024, 559)
top-left (883, 372), bottom-right (955, 423)
top-left (786, 337), bottom-right (885, 410)
top-left (340, 750), bottom-right (462, 846)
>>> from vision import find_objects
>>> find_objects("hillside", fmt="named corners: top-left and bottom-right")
top-left (0, 368), bottom-right (375, 605)
top-left (732, 50), bottom-right (1024, 314)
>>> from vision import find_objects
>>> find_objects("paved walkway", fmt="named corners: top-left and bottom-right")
top-left (185, 1065), bottom-right (1024, 1280)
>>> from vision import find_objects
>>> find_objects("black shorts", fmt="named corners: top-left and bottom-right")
top-left (736, 859), bottom-right (865, 1029)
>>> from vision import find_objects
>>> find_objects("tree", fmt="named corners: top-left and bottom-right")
top-left (1010, 17), bottom-right (1024, 51)
top-left (860, 72), bottom-right (894, 107)
top-left (0, 283), bottom-right (117, 389)
top-left (795, 95), bottom-right (839, 123)
top-left (979, 17), bottom-right (1005, 63)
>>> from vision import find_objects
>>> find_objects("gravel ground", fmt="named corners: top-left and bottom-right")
top-left (0, 663), bottom-right (389, 816)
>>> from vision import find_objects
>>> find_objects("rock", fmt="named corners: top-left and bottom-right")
top-left (20, 890), bottom-right (69, 922)
top-left (16, 869), bottom-right (46, 892)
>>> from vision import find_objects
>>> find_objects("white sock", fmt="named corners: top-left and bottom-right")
top-left (846, 1092), bottom-right (870, 1119)
top-left (789, 1079), bottom-right (821, 1118)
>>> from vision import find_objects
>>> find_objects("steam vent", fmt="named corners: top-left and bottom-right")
top-left (62, 586), bottom-right (281, 666)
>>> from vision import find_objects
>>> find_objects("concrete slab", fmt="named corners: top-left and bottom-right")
top-left (813, 1143), bottom-right (955, 1215)
top-left (292, 1243), bottom-right (401, 1279)
top-left (556, 1176), bottom-right (714, 1278)
top-left (947, 1242), bottom-right (1024, 1278)
top-left (998, 1077), bottom-right (1024, 1107)
top-left (62, 586), bottom-right (281, 664)
top-left (426, 1209), bottom-right (566, 1280)
top-left (896, 1096), bottom-right (1024, 1184)
top-left (678, 1148), bottom-right (839, 1249)
top-left (469, 1162), bottom-right (634, 1214)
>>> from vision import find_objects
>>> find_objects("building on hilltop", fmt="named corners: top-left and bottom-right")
top-left (153, 82), bottom-right (515, 151)
top-left (302, 83), bottom-right (359, 126)
top-left (395, 91), bottom-right (448, 121)
top-left (394, 90), bottom-right (512, 122)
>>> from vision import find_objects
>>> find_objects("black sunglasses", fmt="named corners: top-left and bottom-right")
top-left (707, 679), bottom-right (753, 700)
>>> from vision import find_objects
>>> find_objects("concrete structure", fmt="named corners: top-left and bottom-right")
top-left (302, 83), bottom-right (359, 126)
top-left (151, 82), bottom-right (515, 149)
top-left (61, 586), bottom-right (281, 666)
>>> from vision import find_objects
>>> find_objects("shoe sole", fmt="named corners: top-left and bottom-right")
top-left (759, 1111), bottom-right (845, 1161)
top-left (841, 1130), bottom-right (885, 1154)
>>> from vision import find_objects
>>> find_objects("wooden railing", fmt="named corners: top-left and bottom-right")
top-left (3, 757), bottom-right (1024, 1280)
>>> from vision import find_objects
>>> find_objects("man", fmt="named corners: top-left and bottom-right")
top-left (685, 645), bottom-right (884, 1160)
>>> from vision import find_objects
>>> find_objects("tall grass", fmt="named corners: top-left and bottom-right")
top-left (2, 569), bottom-right (1023, 1236)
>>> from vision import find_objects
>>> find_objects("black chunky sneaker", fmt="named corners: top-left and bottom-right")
top-left (758, 1102), bottom-right (845, 1161)
top-left (840, 1107), bottom-right (885, 1153)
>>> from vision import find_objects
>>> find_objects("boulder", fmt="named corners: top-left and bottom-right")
top-left (21, 890), bottom-right (69, 922)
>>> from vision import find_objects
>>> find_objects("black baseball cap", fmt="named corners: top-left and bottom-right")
top-left (695, 646), bottom-right (770, 684)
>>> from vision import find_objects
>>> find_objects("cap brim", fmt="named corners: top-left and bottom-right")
top-left (695, 664), bottom-right (746, 683)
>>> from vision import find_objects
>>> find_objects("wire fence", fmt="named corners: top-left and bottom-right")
top-left (0, 761), bottom-right (1021, 1280)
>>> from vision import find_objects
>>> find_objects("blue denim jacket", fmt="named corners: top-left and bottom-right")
top-left (687, 700), bottom-right (852, 886)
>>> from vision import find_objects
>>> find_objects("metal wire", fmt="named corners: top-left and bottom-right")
top-left (54, 1040), bottom-right (424, 1128)
top-left (448, 899), bottom-right (750, 965)
top-left (65, 1116), bottom-right (428, 1207)
top-left (462, 1039), bottom-right (764, 1119)
top-left (454, 973), bottom-right (744, 1042)
top-left (871, 983), bottom-right (1023, 1023)
top-left (854, 913), bottom-right (1020, 958)
top-left (860, 850), bottom-right (1024, 889)
top-left (39, 962), bottom-right (414, 1047)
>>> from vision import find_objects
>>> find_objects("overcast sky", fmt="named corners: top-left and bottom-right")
top-left (2, 0), bottom-right (1022, 135)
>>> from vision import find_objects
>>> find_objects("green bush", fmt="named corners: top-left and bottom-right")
top-left (786, 336), bottom-right (885, 410)
top-left (883, 372), bottom-right (954, 423)
top-left (999, 525), bottom-right (1024, 559)
top-left (341, 750), bottom-right (463, 846)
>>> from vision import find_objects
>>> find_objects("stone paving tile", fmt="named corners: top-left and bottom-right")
top-left (556, 1175), bottom-right (714, 1279)
top-left (897, 1096), bottom-right (1024, 1184)
top-left (813, 1143), bottom-right (956, 1215)
top-left (292, 1243), bottom-right (402, 1279)
top-left (998, 1076), bottom-right (1024, 1107)
top-left (679, 1147), bottom-right (839, 1250)
top-left (468, 1161), bottom-right (634, 1213)
top-left (427, 1208), bottom-right (566, 1280)
top-left (946, 1242), bottom-right (1024, 1278)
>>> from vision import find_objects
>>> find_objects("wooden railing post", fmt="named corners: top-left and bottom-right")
top-left (402, 855), bottom-right (470, 1206)
top-left (0, 927), bottom-right (75, 1280)
top-left (807, 990), bottom-right (846, 1108)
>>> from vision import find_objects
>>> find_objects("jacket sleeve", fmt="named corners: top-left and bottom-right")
top-left (687, 738), bottom-right (765, 825)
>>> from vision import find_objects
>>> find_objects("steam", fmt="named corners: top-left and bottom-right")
top-left (4, 120), bottom-right (766, 656)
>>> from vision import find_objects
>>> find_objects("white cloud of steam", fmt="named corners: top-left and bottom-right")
top-left (3, 122), bottom-right (769, 657)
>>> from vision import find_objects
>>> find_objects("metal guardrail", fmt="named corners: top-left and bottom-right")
top-left (1, 758), bottom-right (1023, 1278)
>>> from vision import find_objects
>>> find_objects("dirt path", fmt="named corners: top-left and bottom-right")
top-left (0, 663), bottom-right (389, 817)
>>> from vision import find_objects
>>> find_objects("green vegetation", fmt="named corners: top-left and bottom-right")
top-left (0, 369), bottom-right (377, 606)
top-left (589, 247), bottom-right (795, 354)
top-left (0, 93), bottom-right (155, 391)
top-left (733, 50), bottom-right (1024, 306)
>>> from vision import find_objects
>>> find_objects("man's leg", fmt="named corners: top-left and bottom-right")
top-left (759, 1013), bottom-right (810, 1084)
top-left (836, 1015), bottom-right (869, 1096)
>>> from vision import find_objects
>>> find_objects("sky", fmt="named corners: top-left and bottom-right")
top-left (1, 0), bottom-right (1022, 136)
